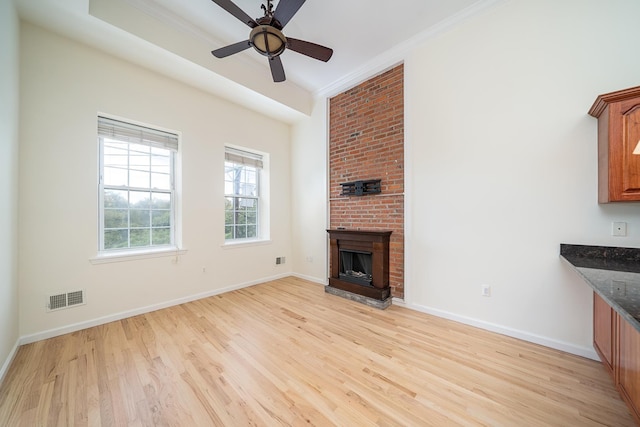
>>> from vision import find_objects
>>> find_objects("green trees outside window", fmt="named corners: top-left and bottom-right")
top-left (98, 116), bottom-right (178, 252)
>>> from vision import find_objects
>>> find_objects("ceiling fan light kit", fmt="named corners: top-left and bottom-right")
top-left (210, 0), bottom-right (333, 83)
top-left (250, 25), bottom-right (286, 57)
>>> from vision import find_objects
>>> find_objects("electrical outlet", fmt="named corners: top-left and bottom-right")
top-left (276, 257), bottom-right (285, 265)
top-left (481, 285), bottom-right (491, 297)
top-left (612, 222), bottom-right (627, 237)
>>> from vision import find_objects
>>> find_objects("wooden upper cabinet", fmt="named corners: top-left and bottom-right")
top-left (589, 86), bottom-right (640, 203)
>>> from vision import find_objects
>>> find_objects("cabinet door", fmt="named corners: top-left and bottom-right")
top-left (608, 98), bottom-right (640, 201)
top-left (594, 292), bottom-right (614, 374)
top-left (618, 316), bottom-right (640, 422)
top-left (589, 85), bottom-right (640, 202)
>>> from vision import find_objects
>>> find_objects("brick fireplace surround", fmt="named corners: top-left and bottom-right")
top-left (329, 64), bottom-right (404, 299)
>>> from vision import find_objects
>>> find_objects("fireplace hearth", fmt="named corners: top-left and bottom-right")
top-left (327, 229), bottom-right (392, 305)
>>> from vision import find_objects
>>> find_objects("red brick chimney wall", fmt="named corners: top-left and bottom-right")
top-left (329, 64), bottom-right (404, 298)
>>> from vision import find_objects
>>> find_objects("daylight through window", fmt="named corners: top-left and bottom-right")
top-left (225, 147), bottom-right (263, 241)
top-left (98, 116), bottom-right (178, 252)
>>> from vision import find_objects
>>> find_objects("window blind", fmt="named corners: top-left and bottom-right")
top-left (225, 147), bottom-right (263, 169)
top-left (98, 116), bottom-right (179, 152)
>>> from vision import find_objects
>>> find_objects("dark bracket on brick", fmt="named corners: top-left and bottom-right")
top-left (340, 179), bottom-right (381, 196)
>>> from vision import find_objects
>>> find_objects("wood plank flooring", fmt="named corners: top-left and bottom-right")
top-left (0, 277), bottom-right (635, 426)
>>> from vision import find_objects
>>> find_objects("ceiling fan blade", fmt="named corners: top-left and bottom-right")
top-left (210, 0), bottom-right (258, 28)
top-left (273, 0), bottom-right (306, 28)
top-left (286, 38), bottom-right (333, 62)
top-left (269, 56), bottom-right (286, 82)
top-left (212, 40), bottom-right (251, 58)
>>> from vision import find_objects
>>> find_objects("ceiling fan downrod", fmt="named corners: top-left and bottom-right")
top-left (261, 0), bottom-right (275, 20)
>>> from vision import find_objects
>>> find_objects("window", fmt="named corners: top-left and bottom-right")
top-left (224, 147), bottom-right (263, 241)
top-left (98, 116), bottom-right (178, 253)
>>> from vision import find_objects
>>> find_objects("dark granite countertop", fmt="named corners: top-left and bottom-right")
top-left (561, 244), bottom-right (640, 332)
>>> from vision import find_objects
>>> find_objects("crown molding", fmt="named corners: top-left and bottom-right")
top-left (589, 85), bottom-right (640, 118)
top-left (314, 0), bottom-right (508, 100)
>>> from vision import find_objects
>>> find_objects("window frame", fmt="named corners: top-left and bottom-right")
top-left (224, 146), bottom-right (267, 244)
top-left (97, 115), bottom-right (181, 257)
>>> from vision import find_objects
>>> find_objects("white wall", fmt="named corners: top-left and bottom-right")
top-left (292, 0), bottom-right (640, 357)
top-left (290, 99), bottom-right (328, 283)
top-left (18, 23), bottom-right (292, 339)
top-left (0, 0), bottom-right (20, 378)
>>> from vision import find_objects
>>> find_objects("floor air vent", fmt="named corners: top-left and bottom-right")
top-left (47, 289), bottom-right (86, 312)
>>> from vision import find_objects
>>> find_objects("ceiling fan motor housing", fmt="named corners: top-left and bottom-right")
top-left (249, 24), bottom-right (287, 58)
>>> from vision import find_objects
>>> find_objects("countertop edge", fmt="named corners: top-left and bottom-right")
top-left (561, 255), bottom-right (640, 333)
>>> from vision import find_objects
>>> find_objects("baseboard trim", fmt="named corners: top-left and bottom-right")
top-left (0, 339), bottom-right (20, 386)
top-left (290, 272), bottom-right (327, 285)
top-left (392, 297), bottom-right (406, 306)
top-left (283, 281), bottom-right (596, 360)
top-left (14, 274), bottom-right (598, 362)
top-left (19, 273), bottom-right (290, 346)
top-left (286, 281), bottom-right (596, 360)
top-left (402, 302), bottom-right (599, 360)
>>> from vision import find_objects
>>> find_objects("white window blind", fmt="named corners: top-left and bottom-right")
top-left (98, 116), bottom-right (178, 152)
top-left (225, 147), bottom-right (263, 169)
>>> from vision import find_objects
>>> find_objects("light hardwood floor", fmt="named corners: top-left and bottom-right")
top-left (0, 277), bottom-right (635, 426)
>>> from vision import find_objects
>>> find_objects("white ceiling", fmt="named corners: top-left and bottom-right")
top-left (15, 0), bottom-right (500, 122)
top-left (148, 0), bottom-right (482, 91)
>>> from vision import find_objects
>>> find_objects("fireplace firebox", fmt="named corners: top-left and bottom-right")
top-left (327, 229), bottom-right (392, 302)
top-left (339, 249), bottom-right (373, 286)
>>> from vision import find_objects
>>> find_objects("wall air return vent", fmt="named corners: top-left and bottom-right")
top-left (47, 289), bottom-right (86, 312)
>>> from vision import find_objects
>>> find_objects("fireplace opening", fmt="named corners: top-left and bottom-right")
top-left (339, 249), bottom-right (373, 287)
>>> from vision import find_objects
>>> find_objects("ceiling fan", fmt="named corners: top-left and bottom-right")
top-left (210, 0), bottom-right (333, 83)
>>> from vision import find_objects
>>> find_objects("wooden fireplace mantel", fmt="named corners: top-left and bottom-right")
top-left (327, 229), bottom-right (392, 301)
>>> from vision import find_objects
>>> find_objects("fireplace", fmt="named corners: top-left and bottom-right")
top-left (327, 229), bottom-right (392, 303)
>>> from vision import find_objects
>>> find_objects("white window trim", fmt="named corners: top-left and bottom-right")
top-left (223, 144), bottom-right (270, 246)
top-left (90, 247), bottom-right (188, 264)
top-left (95, 113), bottom-right (183, 260)
top-left (220, 239), bottom-right (272, 249)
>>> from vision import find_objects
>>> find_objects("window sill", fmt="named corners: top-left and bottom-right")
top-left (90, 247), bottom-right (188, 264)
top-left (221, 239), bottom-right (271, 249)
